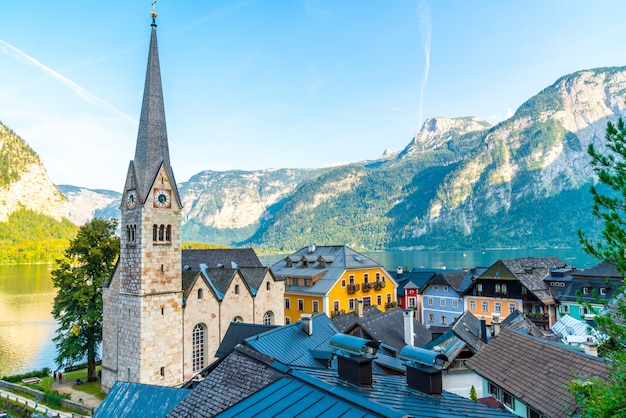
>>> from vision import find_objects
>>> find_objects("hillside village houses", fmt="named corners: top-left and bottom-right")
top-left (97, 10), bottom-right (619, 417)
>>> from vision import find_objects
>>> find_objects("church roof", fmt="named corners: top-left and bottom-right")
top-left (182, 248), bottom-right (263, 270)
top-left (133, 21), bottom-right (181, 205)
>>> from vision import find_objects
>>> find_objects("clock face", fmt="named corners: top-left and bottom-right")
top-left (126, 190), bottom-right (138, 210)
top-left (154, 189), bottom-right (171, 208)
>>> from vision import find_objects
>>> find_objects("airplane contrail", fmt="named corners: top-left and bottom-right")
top-left (0, 38), bottom-right (136, 124)
top-left (417, 0), bottom-right (431, 126)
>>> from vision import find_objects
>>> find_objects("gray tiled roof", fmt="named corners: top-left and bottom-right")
top-left (334, 307), bottom-right (432, 350)
top-left (450, 310), bottom-right (486, 352)
top-left (573, 261), bottom-right (623, 279)
top-left (500, 309), bottom-right (546, 338)
top-left (182, 248), bottom-right (263, 270)
top-left (466, 328), bottom-right (608, 418)
top-left (166, 347), bottom-right (283, 418)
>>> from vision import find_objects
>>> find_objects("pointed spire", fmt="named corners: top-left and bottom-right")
top-left (133, 11), bottom-right (174, 203)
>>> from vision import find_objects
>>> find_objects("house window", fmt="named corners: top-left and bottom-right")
top-left (192, 323), bottom-right (205, 372)
top-left (349, 299), bottom-right (355, 310)
top-left (428, 314), bottom-right (434, 323)
top-left (304, 278), bottom-right (311, 286)
top-left (160, 367), bottom-right (165, 377)
top-left (285, 298), bottom-right (290, 310)
top-left (333, 301), bottom-right (340, 312)
top-left (477, 284), bottom-right (483, 292)
top-left (197, 288), bottom-right (203, 299)
top-left (600, 287), bottom-right (606, 295)
top-left (376, 272), bottom-right (381, 281)
top-left (285, 317), bottom-right (291, 324)
top-left (522, 287), bottom-right (527, 294)
top-left (495, 302), bottom-right (502, 313)
top-left (298, 299), bottom-right (304, 311)
top-left (377, 295), bottom-right (382, 306)
top-left (386, 293), bottom-right (392, 303)
top-left (509, 303), bottom-right (516, 313)
top-left (560, 304), bottom-right (570, 313)
top-left (434, 285), bottom-right (439, 291)
top-left (583, 287), bottom-right (589, 295)
top-left (363, 297), bottom-right (371, 307)
top-left (159, 225), bottom-right (165, 241)
top-left (408, 297), bottom-right (416, 308)
top-left (443, 285), bottom-right (448, 291)
top-left (441, 316), bottom-right (447, 325)
top-left (153, 224), bottom-right (158, 241)
top-left (349, 275), bottom-right (355, 285)
top-left (266, 282), bottom-right (270, 291)
top-left (489, 382), bottom-right (500, 398)
top-left (501, 284), bottom-right (507, 293)
top-left (503, 391), bottom-right (514, 410)
top-left (495, 284), bottom-right (501, 293)
top-left (470, 300), bottom-right (476, 311)
top-left (482, 301), bottom-right (489, 312)
top-left (440, 299), bottom-right (446, 307)
top-left (428, 297), bottom-right (434, 305)
top-left (165, 225), bottom-right (171, 242)
top-left (263, 311), bottom-right (274, 325)
top-left (312, 301), bottom-right (319, 313)
top-left (235, 284), bottom-right (240, 295)
top-left (341, 279), bottom-right (346, 287)
top-left (452, 299), bottom-right (458, 308)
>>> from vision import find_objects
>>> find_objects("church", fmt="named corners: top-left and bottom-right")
top-left (100, 11), bottom-right (284, 393)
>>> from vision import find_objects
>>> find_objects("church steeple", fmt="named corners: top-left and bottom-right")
top-left (133, 11), bottom-right (178, 204)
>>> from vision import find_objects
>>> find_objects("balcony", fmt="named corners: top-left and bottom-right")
top-left (362, 282), bottom-right (371, 292)
top-left (384, 301), bottom-right (396, 309)
top-left (347, 283), bottom-right (360, 294)
top-left (374, 281), bottom-right (386, 290)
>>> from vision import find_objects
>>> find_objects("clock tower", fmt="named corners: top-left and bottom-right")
top-left (101, 10), bottom-right (184, 392)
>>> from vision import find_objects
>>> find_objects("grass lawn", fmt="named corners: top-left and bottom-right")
top-left (58, 367), bottom-right (106, 400)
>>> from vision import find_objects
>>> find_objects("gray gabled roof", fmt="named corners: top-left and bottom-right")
top-left (132, 22), bottom-right (181, 206)
top-left (215, 322), bottom-right (279, 358)
top-left (466, 328), bottom-right (608, 418)
top-left (271, 245), bottom-right (387, 296)
top-left (182, 248), bottom-right (263, 270)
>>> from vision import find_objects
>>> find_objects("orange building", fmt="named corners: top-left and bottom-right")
top-left (270, 245), bottom-right (398, 323)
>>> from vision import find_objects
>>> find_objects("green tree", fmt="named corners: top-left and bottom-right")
top-left (469, 385), bottom-right (478, 402)
top-left (51, 218), bottom-right (119, 382)
top-left (573, 117), bottom-right (626, 417)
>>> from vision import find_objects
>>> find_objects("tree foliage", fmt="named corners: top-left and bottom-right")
top-left (51, 218), bottom-right (119, 382)
top-left (573, 117), bottom-right (626, 417)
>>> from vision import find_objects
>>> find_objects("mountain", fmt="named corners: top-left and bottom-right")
top-left (0, 121), bottom-right (76, 263)
top-left (8, 66), bottom-right (623, 254)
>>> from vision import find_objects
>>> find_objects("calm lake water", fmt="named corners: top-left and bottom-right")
top-left (0, 248), bottom-right (596, 376)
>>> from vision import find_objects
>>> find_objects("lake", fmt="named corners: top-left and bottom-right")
top-left (0, 248), bottom-right (596, 376)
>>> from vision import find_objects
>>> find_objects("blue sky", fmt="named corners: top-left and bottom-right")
top-left (1, 1), bottom-right (626, 191)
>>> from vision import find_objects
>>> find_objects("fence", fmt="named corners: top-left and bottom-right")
top-left (0, 379), bottom-right (93, 417)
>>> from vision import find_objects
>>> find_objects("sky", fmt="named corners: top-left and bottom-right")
top-left (1, 1), bottom-right (626, 191)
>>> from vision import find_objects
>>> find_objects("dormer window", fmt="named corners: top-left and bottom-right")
top-left (600, 287), bottom-right (606, 296)
top-left (501, 284), bottom-right (507, 293)
top-left (477, 284), bottom-right (483, 292)
top-left (495, 284), bottom-right (501, 293)
top-left (583, 287), bottom-right (589, 295)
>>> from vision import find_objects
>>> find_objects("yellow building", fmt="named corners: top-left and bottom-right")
top-left (270, 245), bottom-right (398, 323)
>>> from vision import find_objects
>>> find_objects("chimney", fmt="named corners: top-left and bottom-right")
top-left (583, 337), bottom-right (598, 357)
top-left (308, 243), bottom-right (316, 254)
top-left (403, 308), bottom-right (415, 346)
top-left (396, 266), bottom-right (403, 277)
top-left (492, 314), bottom-right (501, 337)
top-left (355, 298), bottom-right (364, 317)
top-left (329, 334), bottom-right (377, 388)
top-left (480, 319), bottom-right (488, 342)
top-left (301, 314), bottom-right (313, 336)
top-left (399, 346), bottom-right (448, 396)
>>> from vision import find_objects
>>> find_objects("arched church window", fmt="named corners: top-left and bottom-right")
top-left (153, 225), bottom-right (158, 242)
top-left (197, 288), bottom-right (203, 299)
top-left (159, 225), bottom-right (165, 241)
top-left (166, 225), bottom-right (171, 242)
top-left (192, 324), bottom-right (206, 372)
top-left (235, 284), bottom-right (240, 295)
top-left (126, 225), bottom-right (131, 242)
top-left (263, 311), bottom-right (274, 325)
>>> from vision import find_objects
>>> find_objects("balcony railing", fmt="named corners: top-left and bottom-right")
top-left (362, 282), bottom-right (371, 292)
top-left (347, 283), bottom-right (360, 293)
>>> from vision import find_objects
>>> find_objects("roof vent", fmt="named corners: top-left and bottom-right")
top-left (397, 266), bottom-right (404, 276)
top-left (231, 261), bottom-right (238, 269)
top-left (330, 334), bottom-right (378, 388)
top-left (217, 263), bottom-right (224, 268)
top-left (308, 244), bottom-right (316, 254)
top-left (399, 346), bottom-right (448, 396)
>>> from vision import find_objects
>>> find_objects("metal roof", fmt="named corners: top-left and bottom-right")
top-left (94, 381), bottom-right (190, 418)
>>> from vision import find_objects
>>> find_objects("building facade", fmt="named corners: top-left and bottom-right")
top-left (271, 245), bottom-right (397, 323)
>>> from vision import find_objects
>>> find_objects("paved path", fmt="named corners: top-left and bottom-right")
top-left (53, 379), bottom-right (103, 411)
top-left (0, 387), bottom-right (71, 418)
